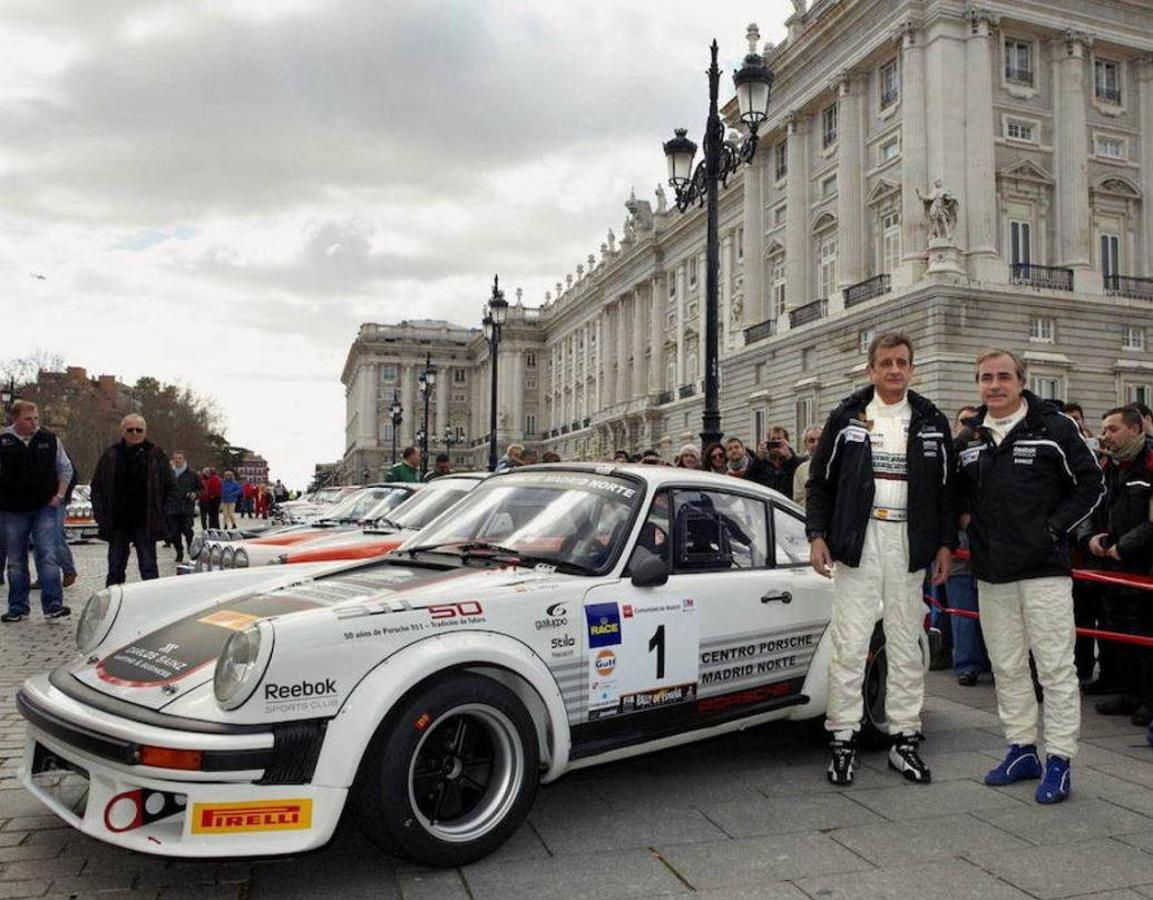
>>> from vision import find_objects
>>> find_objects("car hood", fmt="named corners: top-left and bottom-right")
top-left (69, 560), bottom-right (567, 712)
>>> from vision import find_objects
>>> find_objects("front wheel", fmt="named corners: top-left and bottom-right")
top-left (353, 673), bottom-right (540, 868)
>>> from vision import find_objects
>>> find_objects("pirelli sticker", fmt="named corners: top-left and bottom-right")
top-left (190, 799), bottom-right (312, 834)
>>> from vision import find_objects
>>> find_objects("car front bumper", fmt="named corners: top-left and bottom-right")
top-left (17, 674), bottom-right (346, 858)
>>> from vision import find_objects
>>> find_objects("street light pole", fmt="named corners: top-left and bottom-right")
top-left (663, 30), bottom-right (773, 448)
top-left (389, 390), bottom-right (403, 466)
top-left (418, 352), bottom-right (437, 478)
top-left (483, 275), bottom-right (509, 472)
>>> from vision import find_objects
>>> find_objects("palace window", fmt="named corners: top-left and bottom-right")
top-left (1010, 220), bottom-right (1032, 266)
top-left (880, 137), bottom-right (900, 162)
top-left (881, 212), bottom-right (901, 274)
top-left (1095, 135), bottom-right (1126, 160)
top-left (1005, 39), bottom-right (1034, 86)
top-left (688, 257), bottom-right (698, 288)
top-left (818, 237), bottom-right (838, 301)
top-left (773, 204), bottom-right (787, 227)
top-left (380, 364), bottom-right (398, 382)
top-left (1095, 59), bottom-right (1121, 104)
top-left (858, 328), bottom-right (875, 355)
top-left (775, 141), bottom-right (788, 181)
top-left (880, 59), bottom-right (900, 109)
top-left (1101, 233), bottom-right (1121, 279)
top-left (795, 396), bottom-right (814, 441)
top-left (822, 174), bottom-right (838, 198)
top-left (1029, 316), bottom-right (1055, 343)
top-left (822, 103), bottom-right (838, 149)
top-left (1123, 325), bottom-right (1145, 352)
top-left (525, 414), bottom-right (537, 435)
top-left (771, 261), bottom-right (787, 319)
top-left (1127, 384), bottom-right (1151, 406)
top-left (452, 369), bottom-right (467, 384)
top-left (1029, 374), bottom-right (1064, 401)
top-left (525, 351), bottom-right (537, 368)
top-left (1005, 118), bottom-right (1037, 143)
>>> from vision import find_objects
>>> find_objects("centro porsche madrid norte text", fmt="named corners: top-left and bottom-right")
top-left (16, 465), bottom-right (906, 867)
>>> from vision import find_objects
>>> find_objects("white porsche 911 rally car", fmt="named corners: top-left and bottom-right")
top-left (17, 465), bottom-right (904, 867)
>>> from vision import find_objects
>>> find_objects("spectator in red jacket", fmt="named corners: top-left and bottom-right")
top-left (242, 480), bottom-right (257, 518)
top-left (199, 468), bottom-right (222, 530)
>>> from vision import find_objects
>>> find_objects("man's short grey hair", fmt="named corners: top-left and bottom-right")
top-left (120, 413), bottom-right (147, 430)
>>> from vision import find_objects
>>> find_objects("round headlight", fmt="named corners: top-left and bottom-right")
top-left (222, 546), bottom-right (236, 569)
top-left (189, 534), bottom-right (205, 559)
top-left (213, 623), bottom-right (269, 709)
top-left (76, 589), bottom-right (118, 653)
top-left (234, 548), bottom-right (249, 569)
top-left (208, 544), bottom-right (223, 570)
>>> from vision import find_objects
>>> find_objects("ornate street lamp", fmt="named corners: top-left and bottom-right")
top-left (483, 275), bottom-right (509, 472)
top-left (417, 352), bottom-right (437, 477)
top-left (662, 30), bottom-right (772, 447)
top-left (389, 390), bottom-right (403, 465)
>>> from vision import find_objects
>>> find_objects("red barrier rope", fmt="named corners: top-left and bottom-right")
top-left (953, 547), bottom-right (1153, 593)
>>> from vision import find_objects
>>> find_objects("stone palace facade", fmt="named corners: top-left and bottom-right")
top-left (342, 0), bottom-right (1153, 481)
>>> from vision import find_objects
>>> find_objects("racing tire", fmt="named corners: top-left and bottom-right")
top-left (353, 673), bottom-right (540, 868)
top-left (860, 625), bottom-right (889, 749)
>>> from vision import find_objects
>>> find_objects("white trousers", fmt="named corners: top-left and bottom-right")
top-left (978, 577), bottom-right (1080, 759)
top-left (825, 520), bottom-right (927, 735)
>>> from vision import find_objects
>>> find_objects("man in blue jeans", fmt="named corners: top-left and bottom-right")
top-left (0, 401), bottom-right (73, 622)
top-left (949, 531), bottom-right (991, 685)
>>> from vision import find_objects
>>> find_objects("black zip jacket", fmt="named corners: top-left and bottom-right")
top-left (1074, 442), bottom-right (1153, 575)
top-left (955, 392), bottom-right (1104, 584)
top-left (805, 386), bottom-right (957, 570)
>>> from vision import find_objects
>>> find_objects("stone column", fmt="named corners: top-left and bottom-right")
top-left (435, 367), bottom-right (449, 440)
top-left (741, 156), bottom-right (765, 323)
top-left (899, 21), bottom-right (928, 284)
top-left (615, 299), bottom-right (629, 404)
top-left (650, 276), bottom-right (665, 394)
top-left (785, 112), bottom-right (810, 326)
top-left (965, 10), bottom-right (1002, 280)
top-left (632, 286), bottom-right (646, 398)
top-left (675, 266), bottom-right (687, 386)
top-left (510, 352), bottom-right (523, 437)
top-left (835, 73), bottom-right (865, 310)
top-left (600, 308), bottom-right (612, 408)
top-left (1053, 31), bottom-right (1092, 281)
top-left (1139, 59), bottom-right (1153, 277)
top-left (403, 363), bottom-right (418, 444)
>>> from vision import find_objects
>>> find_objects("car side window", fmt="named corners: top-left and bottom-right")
top-left (671, 490), bottom-right (768, 572)
top-left (772, 505), bottom-right (809, 566)
top-left (626, 490), bottom-right (671, 572)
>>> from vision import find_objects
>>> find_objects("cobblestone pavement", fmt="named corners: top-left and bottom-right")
top-left (0, 536), bottom-right (1151, 898)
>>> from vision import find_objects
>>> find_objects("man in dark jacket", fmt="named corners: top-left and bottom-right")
top-left (165, 451), bottom-right (200, 564)
top-left (91, 414), bottom-right (176, 586)
top-left (748, 427), bottom-right (803, 499)
top-left (0, 401), bottom-right (73, 621)
top-left (806, 333), bottom-right (955, 786)
top-left (1076, 406), bottom-right (1153, 724)
top-left (956, 349), bottom-right (1103, 804)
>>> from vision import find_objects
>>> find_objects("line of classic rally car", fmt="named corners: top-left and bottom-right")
top-left (17, 464), bottom-right (913, 867)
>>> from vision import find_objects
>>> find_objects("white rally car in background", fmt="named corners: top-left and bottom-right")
top-left (17, 465), bottom-right (911, 867)
top-left (185, 484), bottom-right (419, 573)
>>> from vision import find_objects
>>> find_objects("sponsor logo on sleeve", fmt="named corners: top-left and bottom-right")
top-left (585, 603), bottom-right (621, 648)
top-left (190, 799), bottom-right (313, 834)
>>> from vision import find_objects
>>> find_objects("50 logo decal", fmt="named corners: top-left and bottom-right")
top-left (426, 601), bottom-right (486, 628)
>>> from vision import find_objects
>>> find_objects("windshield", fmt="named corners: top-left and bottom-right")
top-left (362, 487), bottom-right (418, 522)
top-left (405, 471), bottom-right (641, 573)
top-left (384, 479), bottom-right (478, 530)
top-left (323, 487), bottom-right (404, 522)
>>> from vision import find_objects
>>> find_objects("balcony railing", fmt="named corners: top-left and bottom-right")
top-left (743, 318), bottom-right (777, 344)
top-left (844, 274), bottom-right (891, 308)
top-left (560, 425), bottom-right (569, 435)
top-left (582, 417), bottom-right (591, 428)
top-left (789, 299), bottom-right (828, 328)
top-left (570, 420), bottom-right (580, 431)
top-left (881, 88), bottom-right (899, 108)
top-left (1010, 263), bottom-right (1074, 292)
top-left (1097, 85), bottom-right (1122, 104)
top-left (656, 389), bottom-right (675, 405)
top-left (1106, 274), bottom-right (1153, 302)
top-left (679, 383), bottom-right (697, 399)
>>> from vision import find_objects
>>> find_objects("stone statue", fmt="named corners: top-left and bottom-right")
top-left (731, 293), bottom-right (744, 326)
top-left (600, 242), bottom-right (609, 259)
top-left (515, 287), bottom-right (523, 305)
top-left (607, 229), bottom-right (616, 252)
top-left (655, 183), bottom-right (668, 213)
top-left (790, 0), bottom-right (807, 15)
top-left (545, 291), bottom-right (552, 302)
top-left (917, 180), bottom-right (959, 241)
top-left (566, 273), bottom-right (573, 288)
top-left (576, 263), bottom-right (585, 278)
top-left (556, 281), bottom-right (563, 297)
top-left (587, 253), bottom-right (596, 270)
top-left (624, 188), bottom-right (654, 234)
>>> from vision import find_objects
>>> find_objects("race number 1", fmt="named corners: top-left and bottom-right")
top-left (614, 599), bottom-right (699, 713)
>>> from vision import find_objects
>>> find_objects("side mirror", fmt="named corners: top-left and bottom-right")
top-left (630, 551), bottom-right (669, 588)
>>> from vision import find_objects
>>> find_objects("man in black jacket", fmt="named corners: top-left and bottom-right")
top-left (91, 415), bottom-right (176, 586)
top-left (807, 333), bottom-right (955, 786)
top-left (748, 427), bottom-right (803, 499)
top-left (956, 349), bottom-right (1103, 804)
top-left (1076, 406), bottom-right (1153, 724)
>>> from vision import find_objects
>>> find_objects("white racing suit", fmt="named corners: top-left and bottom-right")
top-left (978, 576), bottom-right (1080, 758)
top-left (825, 518), bottom-right (927, 735)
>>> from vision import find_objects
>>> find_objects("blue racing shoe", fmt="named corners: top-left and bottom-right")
top-left (984, 744), bottom-right (1042, 786)
top-left (1035, 755), bottom-right (1071, 804)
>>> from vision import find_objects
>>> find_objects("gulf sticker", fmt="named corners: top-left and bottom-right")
top-left (198, 610), bottom-right (260, 631)
top-left (594, 649), bottom-right (616, 677)
top-left (190, 799), bottom-right (313, 834)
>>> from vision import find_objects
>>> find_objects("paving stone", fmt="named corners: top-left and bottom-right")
top-left (3, 859), bottom-right (83, 881)
top-left (0, 795), bottom-right (50, 823)
top-left (462, 849), bottom-right (687, 900)
top-left (830, 812), bottom-right (1031, 866)
top-left (742, 757), bottom-right (904, 795)
top-left (1056, 891), bottom-right (1151, 900)
top-left (529, 800), bottom-right (726, 854)
top-left (42, 872), bottom-right (135, 894)
top-left (848, 777), bottom-right (1025, 820)
top-left (858, 750), bottom-right (1000, 784)
top-left (690, 885), bottom-right (810, 900)
top-left (1082, 735), bottom-right (1153, 762)
top-left (156, 887), bottom-right (245, 899)
top-left (971, 797), bottom-right (1153, 846)
top-left (976, 838), bottom-right (1153, 899)
top-left (395, 870), bottom-right (470, 900)
top-left (657, 832), bottom-right (873, 891)
top-left (697, 791), bottom-right (887, 838)
top-left (1113, 831), bottom-right (1153, 853)
top-left (796, 858), bottom-right (1031, 899)
top-left (0, 819), bottom-right (66, 836)
top-left (249, 853), bottom-right (399, 900)
top-left (0, 882), bottom-right (51, 899)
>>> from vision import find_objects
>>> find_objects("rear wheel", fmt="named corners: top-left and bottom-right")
top-left (860, 625), bottom-right (889, 749)
top-left (353, 673), bottom-right (540, 868)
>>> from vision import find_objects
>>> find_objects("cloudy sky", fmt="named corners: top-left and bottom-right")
top-left (1, 0), bottom-right (791, 487)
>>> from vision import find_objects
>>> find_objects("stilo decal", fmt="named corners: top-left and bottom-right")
top-left (190, 799), bottom-right (313, 834)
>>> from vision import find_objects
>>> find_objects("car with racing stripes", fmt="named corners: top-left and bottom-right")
top-left (17, 464), bottom-right (906, 867)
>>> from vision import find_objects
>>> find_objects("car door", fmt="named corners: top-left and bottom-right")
top-left (572, 486), bottom-right (827, 758)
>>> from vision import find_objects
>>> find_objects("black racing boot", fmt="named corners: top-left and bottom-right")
top-left (888, 732), bottom-right (932, 784)
top-left (827, 734), bottom-right (859, 786)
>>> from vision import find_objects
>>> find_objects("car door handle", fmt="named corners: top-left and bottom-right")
top-left (761, 591), bottom-right (792, 604)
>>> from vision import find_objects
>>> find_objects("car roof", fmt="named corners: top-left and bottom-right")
top-left (493, 462), bottom-right (801, 510)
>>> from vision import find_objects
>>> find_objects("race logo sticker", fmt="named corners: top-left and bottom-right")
top-left (593, 648), bottom-right (616, 677)
top-left (618, 682), bottom-right (697, 713)
top-left (534, 602), bottom-right (568, 631)
top-left (190, 799), bottom-right (313, 834)
top-left (198, 610), bottom-right (259, 631)
top-left (585, 603), bottom-right (621, 648)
